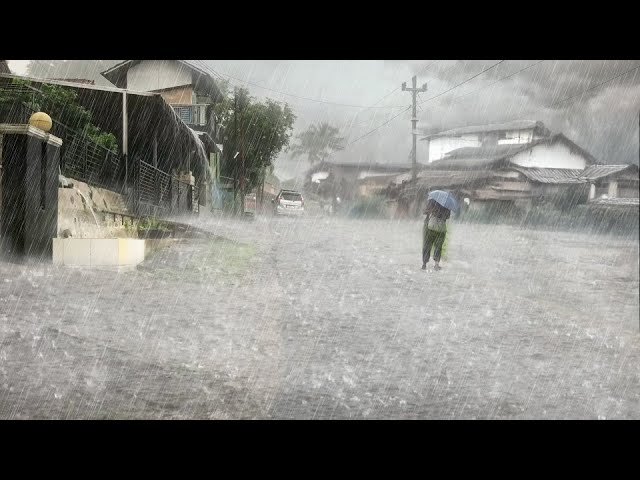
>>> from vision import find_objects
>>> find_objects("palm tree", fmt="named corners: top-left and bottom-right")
top-left (289, 122), bottom-right (345, 165)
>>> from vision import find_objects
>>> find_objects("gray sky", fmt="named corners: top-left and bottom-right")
top-left (9, 60), bottom-right (640, 181)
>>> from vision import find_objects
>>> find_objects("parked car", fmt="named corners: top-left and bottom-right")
top-left (272, 189), bottom-right (305, 216)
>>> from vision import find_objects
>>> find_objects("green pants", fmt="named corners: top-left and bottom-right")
top-left (423, 224), bottom-right (446, 264)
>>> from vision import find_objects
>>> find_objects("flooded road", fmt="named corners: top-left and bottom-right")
top-left (1, 215), bottom-right (638, 419)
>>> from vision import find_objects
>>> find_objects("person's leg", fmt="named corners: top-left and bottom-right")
top-left (433, 231), bottom-right (446, 269)
top-left (422, 220), bottom-right (429, 268)
top-left (423, 228), bottom-right (436, 268)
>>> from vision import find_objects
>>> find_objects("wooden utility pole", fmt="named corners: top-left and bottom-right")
top-left (402, 76), bottom-right (427, 216)
top-left (402, 75), bottom-right (427, 183)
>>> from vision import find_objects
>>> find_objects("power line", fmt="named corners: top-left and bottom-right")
top-left (418, 60), bottom-right (505, 106)
top-left (450, 60), bottom-right (545, 101)
top-left (549, 62), bottom-right (640, 108)
top-left (193, 60), bottom-right (408, 109)
top-left (356, 61), bottom-right (440, 112)
top-left (345, 61), bottom-right (506, 147)
top-left (345, 106), bottom-right (412, 146)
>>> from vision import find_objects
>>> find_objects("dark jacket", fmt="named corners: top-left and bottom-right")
top-left (424, 199), bottom-right (450, 221)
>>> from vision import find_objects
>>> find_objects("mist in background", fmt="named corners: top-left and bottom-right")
top-left (9, 59), bottom-right (640, 181)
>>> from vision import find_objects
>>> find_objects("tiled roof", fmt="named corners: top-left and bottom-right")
top-left (422, 120), bottom-right (542, 139)
top-left (511, 167), bottom-right (586, 184)
top-left (581, 164), bottom-right (638, 181)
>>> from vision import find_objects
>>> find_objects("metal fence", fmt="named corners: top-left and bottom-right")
top-left (0, 92), bottom-right (123, 191)
top-left (134, 159), bottom-right (199, 217)
top-left (1, 84), bottom-right (199, 220)
top-left (61, 129), bottom-right (122, 191)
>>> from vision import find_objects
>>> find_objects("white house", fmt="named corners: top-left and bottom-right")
top-left (425, 133), bottom-right (598, 171)
top-left (422, 120), bottom-right (551, 163)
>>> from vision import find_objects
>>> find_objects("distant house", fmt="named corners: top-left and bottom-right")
top-left (101, 60), bottom-right (224, 208)
top-left (422, 120), bottom-right (552, 163)
top-left (427, 132), bottom-right (596, 171)
top-left (306, 160), bottom-right (413, 200)
top-left (396, 131), bottom-right (637, 214)
top-left (101, 60), bottom-right (222, 136)
top-left (581, 164), bottom-right (639, 207)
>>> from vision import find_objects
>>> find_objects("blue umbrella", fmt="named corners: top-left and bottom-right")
top-left (427, 190), bottom-right (459, 213)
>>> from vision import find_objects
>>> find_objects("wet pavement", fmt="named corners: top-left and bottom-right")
top-left (1, 215), bottom-right (638, 419)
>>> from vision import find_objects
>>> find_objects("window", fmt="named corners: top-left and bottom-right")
top-left (175, 107), bottom-right (192, 124)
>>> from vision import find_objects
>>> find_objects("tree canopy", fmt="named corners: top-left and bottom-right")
top-left (288, 122), bottom-right (345, 165)
top-left (0, 78), bottom-right (118, 152)
top-left (214, 82), bottom-right (296, 193)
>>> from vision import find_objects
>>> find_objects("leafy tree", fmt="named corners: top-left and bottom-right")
top-left (214, 84), bottom-right (295, 196)
top-left (288, 122), bottom-right (345, 165)
top-left (0, 78), bottom-right (118, 153)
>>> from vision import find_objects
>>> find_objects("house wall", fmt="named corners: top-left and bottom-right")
top-left (510, 142), bottom-right (588, 170)
top-left (127, 60), bottom-right (192, 92)
top-left (619, 186), bottom-right (639, 198)
top-left (594, 176), bottom-right (639, 199)
top-left (428, 129), bottom-right (537, 162)
top-left (428, 135), bottom-right (480, 162)
top-left (158, 85), bottom-right (195, 105)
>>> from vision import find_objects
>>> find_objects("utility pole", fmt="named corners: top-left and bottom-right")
top-left (402, 75), bottom-right (427, 183)
top-left (402, 75), bottom-right (427, 217)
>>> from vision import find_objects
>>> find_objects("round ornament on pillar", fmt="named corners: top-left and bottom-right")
top-left (29, 112), bottom-right (53, 132)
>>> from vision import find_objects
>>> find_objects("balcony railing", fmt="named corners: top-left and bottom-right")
top-left (171, 104), bottom-right (208, 126)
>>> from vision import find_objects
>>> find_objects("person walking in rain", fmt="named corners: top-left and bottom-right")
top-left (422, 190), bottom-right (458, 271)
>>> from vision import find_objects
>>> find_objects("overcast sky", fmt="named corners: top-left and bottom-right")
top-left (8, 60), bottom-right (640, 181)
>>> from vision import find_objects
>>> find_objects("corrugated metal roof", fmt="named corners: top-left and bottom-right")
top-left (511, 167), bottom-right (586, 184)
top-left (0, 72), bottom-right (155, 96)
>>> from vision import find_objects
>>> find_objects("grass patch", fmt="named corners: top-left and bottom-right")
top-left (139, 237), bottom-right (257, 283)
top-left (204, 238), bottom-right (257, 275)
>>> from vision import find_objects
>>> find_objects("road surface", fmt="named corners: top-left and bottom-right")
top-left (1, 215), bottom-right (638, 419)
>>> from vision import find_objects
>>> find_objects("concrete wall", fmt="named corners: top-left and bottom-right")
top-left (58, 178), bottom-right (138, 239)
top-left (510, 142), bottom-right (588, 170)
top-left (127, 60), bottom-right (192, 92)
top-left (53, 238), bottom-right (145, 268)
